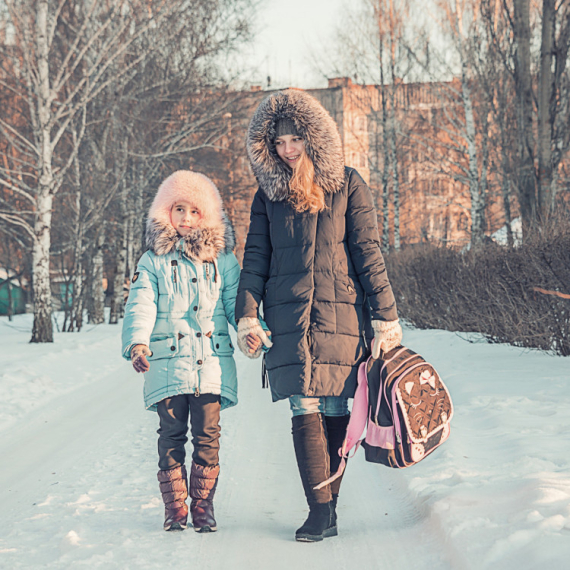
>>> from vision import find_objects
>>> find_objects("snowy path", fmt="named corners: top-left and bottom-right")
top-left (0, 318), bottom-right (453, 569)
top-left (1, 315), bottom-right (569, 569)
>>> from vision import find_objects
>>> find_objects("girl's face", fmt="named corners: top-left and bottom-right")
top-left (171, 201), bottom-right (202, 236)
top-left (274, 134), bottom-right (305, 169)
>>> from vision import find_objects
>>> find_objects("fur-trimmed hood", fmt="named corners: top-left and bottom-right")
top-left (247, 89), bottom-right (346, 202)
top-left (145, 170), bottom-right (235, 262)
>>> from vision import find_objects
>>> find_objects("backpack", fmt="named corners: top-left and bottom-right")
top-left (315, 346), bottom-right (453, 489)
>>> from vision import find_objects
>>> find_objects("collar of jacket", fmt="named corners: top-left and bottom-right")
top-left (145, 213), bottom-right (235, 263)
top-left (247, 89), bottom-right (346, 202)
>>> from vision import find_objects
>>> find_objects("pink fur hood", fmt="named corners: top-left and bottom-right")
top-left (145, 170), bottom-right (235, 262)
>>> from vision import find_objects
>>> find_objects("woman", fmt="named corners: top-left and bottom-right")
top-left (235, 89), bottom-right (402, 542)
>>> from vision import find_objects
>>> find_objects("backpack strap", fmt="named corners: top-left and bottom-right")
top-left (314, 356), bottom-right (371, 490)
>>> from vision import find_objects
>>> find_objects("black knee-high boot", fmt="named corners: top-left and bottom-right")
top-left (324, 414), bottom-right (350, 527)
top-left (291, 413), bottom-right (336, 542)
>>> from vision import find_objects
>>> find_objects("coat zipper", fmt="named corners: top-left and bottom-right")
top-left (171, 259), bottom-right (178, 293)
top-left (196, 263), bottom-right (201, 397)
top-left (306, 212), bottom-right (318, 394)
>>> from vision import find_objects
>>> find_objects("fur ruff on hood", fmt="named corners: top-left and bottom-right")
top-left (145, 170), bottom-right (235, 263)
top-left (247, 89), bottom-right (346, 202)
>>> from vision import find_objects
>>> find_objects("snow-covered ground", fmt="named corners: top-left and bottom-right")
top-left (0, 313), bottom-right (569, 569)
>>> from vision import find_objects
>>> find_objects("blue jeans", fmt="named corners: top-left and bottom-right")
top-left (289, 395), bottom-right (349, 417)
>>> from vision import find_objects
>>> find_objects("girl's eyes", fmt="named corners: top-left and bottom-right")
top-left (175, 207), bottom-right (199, 215)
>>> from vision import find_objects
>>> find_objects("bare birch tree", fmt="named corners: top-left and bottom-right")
top-left (316, 0), bottom-right (415, 250)
top-left (505, 0), bottom-right (570, 228)
top-left (444, 0), bottom-right (488, 246)
top-left (0, 0), bottom-right (254, 339)
top-left (400, 0), bottom-right (492, 248)
top-left (0, 0), bottom-right (178, 342)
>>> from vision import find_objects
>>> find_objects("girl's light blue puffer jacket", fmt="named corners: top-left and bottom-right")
top-left (121, 170), bottom-right (241, 411)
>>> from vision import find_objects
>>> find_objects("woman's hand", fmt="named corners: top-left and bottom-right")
top-left (371, 319), bottom-right (403, 358)
top-left (130, 344), bottom-right (152, 373)
top-left (237, 317), bottom-right (273, 359)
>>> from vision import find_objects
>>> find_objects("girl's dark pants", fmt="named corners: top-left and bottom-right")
top-left (156, 394), bottom-right (221, 470)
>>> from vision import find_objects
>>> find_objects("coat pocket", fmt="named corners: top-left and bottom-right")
top-left (211, 332), bottom-right (234, 356)
top-left (148, 334), bottom-right (179, 360)
top-left (263, 277), bottom-right (277, 308)
top-left (335, 278), bottom-right (364, 304)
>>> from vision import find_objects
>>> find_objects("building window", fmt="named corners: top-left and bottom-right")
top-left (355, 116), bottom-right (367, 133)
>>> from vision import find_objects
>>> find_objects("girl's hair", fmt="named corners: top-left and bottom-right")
top-left (288, 152), bottom-right (325, 213)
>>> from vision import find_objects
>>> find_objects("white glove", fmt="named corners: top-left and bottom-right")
top-left (371, 319), bottom-right (403, 359)
top-left (237, 317), bottom-right (273, 359)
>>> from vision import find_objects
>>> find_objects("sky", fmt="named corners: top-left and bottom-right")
top-left (240, 0), bottom-right (451, 90)
top-left (243, 0), bottom-right (349, 90)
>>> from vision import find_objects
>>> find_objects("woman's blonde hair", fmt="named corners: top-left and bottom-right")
top-left (288, 152), bottom-right (325, 213)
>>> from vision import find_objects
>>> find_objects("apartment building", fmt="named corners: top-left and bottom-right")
top-left (205, 77), bottom-right (491, 260)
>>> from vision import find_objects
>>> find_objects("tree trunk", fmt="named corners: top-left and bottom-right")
top-left (537, 0), bottom-right (555, 218)
top-left (69, 197), bottom-right (84, 331)
top-left (7, 274), bottom-right (13, 322)
top-left (461, 64), bottom-right (485, 247)
top-left (550, 3), bottom-right (570, 211)
top-left (513, 0), bottom-right (537, 233)
top-left (89, 231), bottom-right (106, 325)
top-left (30, 192), bottom-right (54, 343)
top-left (31, 0), bottom-right (54, 343)
top-left (380, 86), bottom-right (391, 252)
top-left (500, 125), bottom-right (515, 247)
top-left (109, 180), bottom-right (128, 324)
top-left (388, 110), bottom-right (400, 251)
top-left (377, 39), bottom-right (391, 252)
top-left (64, 131), bottom-right (84, 332)
top-left (388, 21), bottom-right (401, 251)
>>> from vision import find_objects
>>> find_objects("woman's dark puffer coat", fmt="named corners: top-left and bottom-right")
top-left (235, 90), bottom-right (398, 402)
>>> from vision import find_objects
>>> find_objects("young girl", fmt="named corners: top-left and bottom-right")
top-left (236, 91), bottom-right (402, 542)
top-left (122, 170), bottom-right (263, 532)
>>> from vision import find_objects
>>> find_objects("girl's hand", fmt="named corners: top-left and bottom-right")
top-left (237, 318), bottom-right (272, 359)
top-left (246, 333), bottom-right (262, 354)
top-left (130, 344), bottom-right (152, 373)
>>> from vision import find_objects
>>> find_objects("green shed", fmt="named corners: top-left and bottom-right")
top-left (0, 269), bottom-right (27, 316)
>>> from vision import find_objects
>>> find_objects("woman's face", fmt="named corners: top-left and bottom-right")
top-left (274, 134), bottom-right (305, 169)
top-left (171, 201), bottom-right (202, 236)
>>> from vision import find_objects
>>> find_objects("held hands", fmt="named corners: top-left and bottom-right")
top-left (130, 344), bottom-right (152, 373)
top-left (371, 319), bottom-right (403, 359)
top-left (237, 317), bottom-right (273, 359)
top-left (246, 332), bottom-right (263, 354)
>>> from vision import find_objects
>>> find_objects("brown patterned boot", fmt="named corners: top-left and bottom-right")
top-left (189, 461), bottom-right (220, 533)
top-left (157, 465), bottom-right (188, 531)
